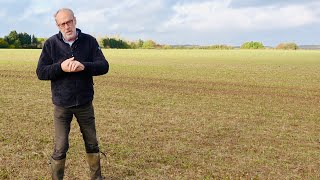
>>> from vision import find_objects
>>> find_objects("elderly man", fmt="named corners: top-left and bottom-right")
top-left (36, 8), bottom-right (109, 180)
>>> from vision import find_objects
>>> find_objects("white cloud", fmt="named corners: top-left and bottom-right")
top-left (75, 0), bottom-right (165, 34)
top-left (77, 8), bottom-right (109, 24)
top-left (161, 0), bottom-right (320, 32)
top-left (0, 9), bottom-right (6, 18)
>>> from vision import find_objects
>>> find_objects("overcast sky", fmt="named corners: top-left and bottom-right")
top-left (0, 0), bottom-right (319, 46)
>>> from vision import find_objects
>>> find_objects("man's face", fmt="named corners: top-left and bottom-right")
top-left (55, 10), bottom-right (77, 41)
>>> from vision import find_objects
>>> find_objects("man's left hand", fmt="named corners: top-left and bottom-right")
top-left (69, 60), bottom-right (85, 72)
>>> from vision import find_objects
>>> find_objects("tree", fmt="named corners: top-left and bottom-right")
top-left (3, 30), bottom-right (34, 48)
top-left (276, 42), bottom-right (299, 50)
top-left (36, 38), bottom-right (47, 48)
top-left (13, 39), bottom-right (21, 48)
top-left (101, 37), bottom-right (130, 49)
top-left (241, 41), bottom-right (265, 49)
top-left (18, 32), bottom-right (31, 48)
top-left (200, 44), bottom-right (233, 50)
top-left (0, 38), bottom-right (9, 48)
top-left (109, 38), bottom-right (118, 48)
top-left (4, 30), bottom-right (19, 45)
top-left (142, 40), bottom-right (156, 49)
top-left (31, 35), bottom-right (37, 44)
top-left (137, 39), bottom-right (144, 48)
top-left (129, 41), bottom-right (138, 49)
top-left (96, 35), bottom-right (104, 48)
top-left (101, 38), bottom-right (110, 48)
top-left (31, 34), bottom-right (38, 48)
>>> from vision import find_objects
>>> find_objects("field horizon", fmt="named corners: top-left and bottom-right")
top-left (0, 49), bottom-right (320, 179)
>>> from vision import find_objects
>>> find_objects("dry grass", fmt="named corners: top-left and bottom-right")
top-left (0, 49), bottom-right (320, 179)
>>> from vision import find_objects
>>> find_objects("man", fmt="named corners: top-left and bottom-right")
top-left (36, 8), bottom-right (109, 180)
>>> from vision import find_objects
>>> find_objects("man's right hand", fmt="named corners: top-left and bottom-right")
top-left (61, 57), bottom-right (85, 73)
top-left (61, 57), bottom-right (74, 72)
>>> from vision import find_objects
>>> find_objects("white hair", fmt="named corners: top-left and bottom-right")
top-left (54, 8), bottom-right (75, 20)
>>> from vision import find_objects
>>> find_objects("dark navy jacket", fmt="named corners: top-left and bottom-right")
top-left (36, 29), bottom-right (109, 107)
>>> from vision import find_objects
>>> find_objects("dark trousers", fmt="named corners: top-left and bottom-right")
top-left (52, 102), bottom-right (100, 160)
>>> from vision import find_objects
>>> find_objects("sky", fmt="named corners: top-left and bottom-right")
top-left (0, 0), bottom-right (319, 46)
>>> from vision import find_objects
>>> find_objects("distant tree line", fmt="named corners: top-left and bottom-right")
top-left (239, 41), bottom-right (299, 50)
top-left (241, 41), bottom-right (265, 49)
top-left (275, 42), bottom-right (299, 50)
top-left (0, 30), bottom-right (299, 50)
top-left (99, 37), bottom-right (159, 49)
top-left (0, 30), bottom-right (46, 48)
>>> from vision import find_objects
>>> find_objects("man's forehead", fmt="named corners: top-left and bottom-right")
top-left (56, 10), bottom-right (73, 21)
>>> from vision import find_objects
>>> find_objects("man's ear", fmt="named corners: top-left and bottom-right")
top-left (74, 17), bottom-right (77, 25)
top-left (55, 20), bottom-right (59, 28)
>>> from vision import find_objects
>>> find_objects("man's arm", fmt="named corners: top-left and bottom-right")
top-left (82, 39), bottom-right (109, 76)
top-left (36, 42), bottom-right (65, 80)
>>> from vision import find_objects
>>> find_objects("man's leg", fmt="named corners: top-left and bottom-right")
top-left (51, 105), bottom-right (73, 180)
top-left (73, 103), bottom-right (99, 153)
top-left (73, 103), bottom-right (102, 179)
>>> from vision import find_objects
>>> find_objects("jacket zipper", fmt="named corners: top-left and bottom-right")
top-left (70, 43), bottom-right (79, 106)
